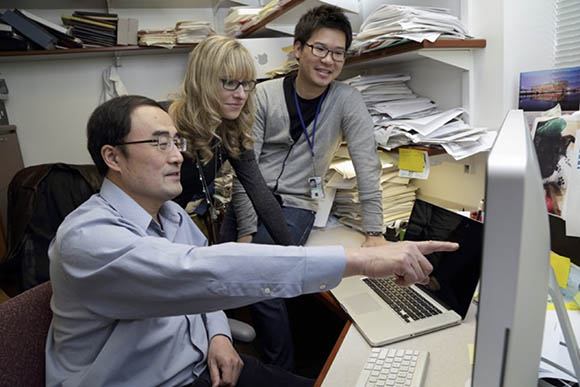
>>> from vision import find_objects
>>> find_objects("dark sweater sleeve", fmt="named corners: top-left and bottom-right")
top-left (229, 149), bottom-right (295, 245)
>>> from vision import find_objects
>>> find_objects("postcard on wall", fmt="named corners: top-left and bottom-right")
top-left (532, 113), bottom-right (580, 224)
top-left (519, 66), bottom-right (580, 112)
top-left (562, 128), bottom-right (580, 237)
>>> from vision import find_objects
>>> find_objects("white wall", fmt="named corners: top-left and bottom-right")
top-left (2, 53), bottom-right (189, 166)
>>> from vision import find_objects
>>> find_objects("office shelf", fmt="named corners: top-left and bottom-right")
top-left (0, 44), bottom-right (196, 62)
top-left (345, 39), bottom-right (486, 70)
top-left (237, 0), bottom-right (361, 37)
top-left (238, 0), bottom-right (306, 37)
top-left (1, 0), bottom-right (215, 8)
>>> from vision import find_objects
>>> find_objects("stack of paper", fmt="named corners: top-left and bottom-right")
top-left (239, 0), bottom-right (282, 36)
top-left (374, 108), bottom-right (496, 160)
top-left (344, 73), bottom-right (495, 160)
top-left (175, 20), bottom-right (214, 44)
top-left (224, 7), bottom-right (261, 36)
top-left (265, 44), bottom-right (298, 78)
top-left (350, 4), bottom-right (471, 55)
top-left (316, 146), bottom-right (417, 231)
top-left (138, 29), bottom-right (176, 48)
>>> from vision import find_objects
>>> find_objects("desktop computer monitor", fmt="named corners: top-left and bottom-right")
top-left (472, 110), bottom-right (551, 386)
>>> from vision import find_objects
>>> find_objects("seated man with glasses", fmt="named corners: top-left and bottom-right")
top-left (46, 95), bottom-right (457, 387)
top-left (224, 4), bottom-right (387, 371)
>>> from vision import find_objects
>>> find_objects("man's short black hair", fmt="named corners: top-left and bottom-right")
top-left (294, 4), bottom-right (353, 51)
top-left (87, 95), bottom-right (163, 176)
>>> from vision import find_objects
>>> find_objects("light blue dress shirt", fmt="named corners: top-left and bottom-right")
top-left (45, 178), bottom-right (346, 387)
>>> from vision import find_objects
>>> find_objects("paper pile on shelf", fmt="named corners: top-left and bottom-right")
top-left (349, 4), bottom-right (471, 55)
top-left (224, 7), bottom-right (261, 36)
top-left (237, 0), bottom-right (283, 36)
top-left (139, 19), bottom-right (214, 48)
top-left (175, 20), bottom-right (214, 44)
top-left (343, 73), bottom-right (495, 160)
top-left (319, 146), bottom-right (417, 231)
top-left (265, 44), bottom-right (298, 78)
top-left (138, 29), bottom-right (176, 48)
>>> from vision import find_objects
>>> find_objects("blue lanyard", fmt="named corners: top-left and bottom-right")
top-left (293, 87), bottom-right (327, 158)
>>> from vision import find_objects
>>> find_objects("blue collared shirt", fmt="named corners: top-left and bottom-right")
top-left (46, 178), bottom-right (346, 387)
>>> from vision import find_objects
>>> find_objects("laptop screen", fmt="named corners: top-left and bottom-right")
top-left (404, 199), bottom-right (483, 319)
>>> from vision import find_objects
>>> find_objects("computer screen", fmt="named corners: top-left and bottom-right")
top-left (472, 110), bottom-right (551, 386)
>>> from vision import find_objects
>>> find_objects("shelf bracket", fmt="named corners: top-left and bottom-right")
top-left (114, 53), bottom-right (122, 67)
top-left (417, 49), bottom-right (474, 71)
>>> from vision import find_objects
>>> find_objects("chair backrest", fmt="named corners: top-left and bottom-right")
top-left (0, 281), bottom-right (53, 387)
top-left (2, 163), bottom-right (102, 294)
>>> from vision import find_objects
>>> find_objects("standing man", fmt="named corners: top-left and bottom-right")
top-left (46, 95), bottom-right (457, 387)
top-left (227, 5), bottom-right (386, 370)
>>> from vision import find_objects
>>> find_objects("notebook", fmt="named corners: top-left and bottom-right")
top-left (331, 199), bottom-right (483, 346)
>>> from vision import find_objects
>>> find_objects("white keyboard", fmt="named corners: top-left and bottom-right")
top-left (355, 348), bottom-right (429, 387)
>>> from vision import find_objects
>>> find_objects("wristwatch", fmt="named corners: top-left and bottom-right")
top-left (365, 231), bottom-right (383, 237)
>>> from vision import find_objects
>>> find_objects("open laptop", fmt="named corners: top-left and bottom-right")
top-left (331, 199), bottom-right (483, 346)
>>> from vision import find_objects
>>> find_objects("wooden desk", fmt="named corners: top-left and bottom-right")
top-left (307, 226), bottom-right (476, 387)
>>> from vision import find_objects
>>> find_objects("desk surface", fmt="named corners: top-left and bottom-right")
top-left (307, 225), bottom-right (476, 387)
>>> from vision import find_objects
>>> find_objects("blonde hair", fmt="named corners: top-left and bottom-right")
top-left (170, 35), bottom-right (257, 164)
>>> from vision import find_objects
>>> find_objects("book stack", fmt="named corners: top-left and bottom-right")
top-left (62, 11), bottom-right (118, 47)
top-left (1, 9), bottom-right (82, 50)
top-left (0, 20), bottom-right (31, 51)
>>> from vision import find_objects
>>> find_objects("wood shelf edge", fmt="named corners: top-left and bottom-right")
top-left (346, 38), bottom-right (486, 66)
top-left (0, 44), bottom-right (197, 58)
top-left (314, 320), bottom-right (352, 387)
top-left (238, 0), bottom-right (305, 38)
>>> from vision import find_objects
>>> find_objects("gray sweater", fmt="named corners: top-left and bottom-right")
top-left (232, 78), bottom-right (383, 237)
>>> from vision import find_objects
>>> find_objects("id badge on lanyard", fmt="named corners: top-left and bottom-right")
top-left (294, 87), bottom-right (327, 200)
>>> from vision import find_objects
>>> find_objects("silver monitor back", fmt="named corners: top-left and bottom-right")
top-left (472, 110), bottom-right (551, 386)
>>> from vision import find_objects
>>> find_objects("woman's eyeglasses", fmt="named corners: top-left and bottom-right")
top-left (220, 79), bottom-right (257, 92)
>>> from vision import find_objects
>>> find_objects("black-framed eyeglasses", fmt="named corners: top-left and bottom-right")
top-left (220, 79), bottom-right (257, 92)
top-left (305, 43), bottom-right (346, 62)
top-left (115, 134), bottom-right (187, 152)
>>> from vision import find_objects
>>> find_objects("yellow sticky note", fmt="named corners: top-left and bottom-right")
top-left (574, 291), bottom-right (580, 308)
top-left (468, 343), bottom-right (474, 365)
top-left (398, 149), bottom-right (424, 172)
top-left (550, 252), bottom-right (571, 288)
top-left (547, 301), bottom-right (580, 311)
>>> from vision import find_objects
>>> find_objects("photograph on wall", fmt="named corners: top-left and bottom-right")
top-left (532, 114), bottom-right (580, 216)
top-left (519, 66), bottom-right (580, 112)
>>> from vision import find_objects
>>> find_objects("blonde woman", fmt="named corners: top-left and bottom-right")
top-left (170, 35), bottom-right (294, 246)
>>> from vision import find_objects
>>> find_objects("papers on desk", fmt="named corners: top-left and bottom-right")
top-left (350, 4), bottom-right (471, 55)
top-left (540, 309), bottom-right (580, 383)
top-left (315, 145), bottom-right (416, 231)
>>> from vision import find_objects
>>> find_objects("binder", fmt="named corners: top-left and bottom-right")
top-left (128, 18), bottom-right (138, 45)
top-left (2, 9), bottom-right (57, 50)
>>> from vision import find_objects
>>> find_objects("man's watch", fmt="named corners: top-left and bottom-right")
top-left (365, 231), bottom-right (383, 237)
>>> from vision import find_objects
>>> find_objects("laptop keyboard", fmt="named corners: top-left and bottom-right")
top-left (355, 348), bottom-right (428, 387)
top-left (363, 277), bottom-right (442, 323)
